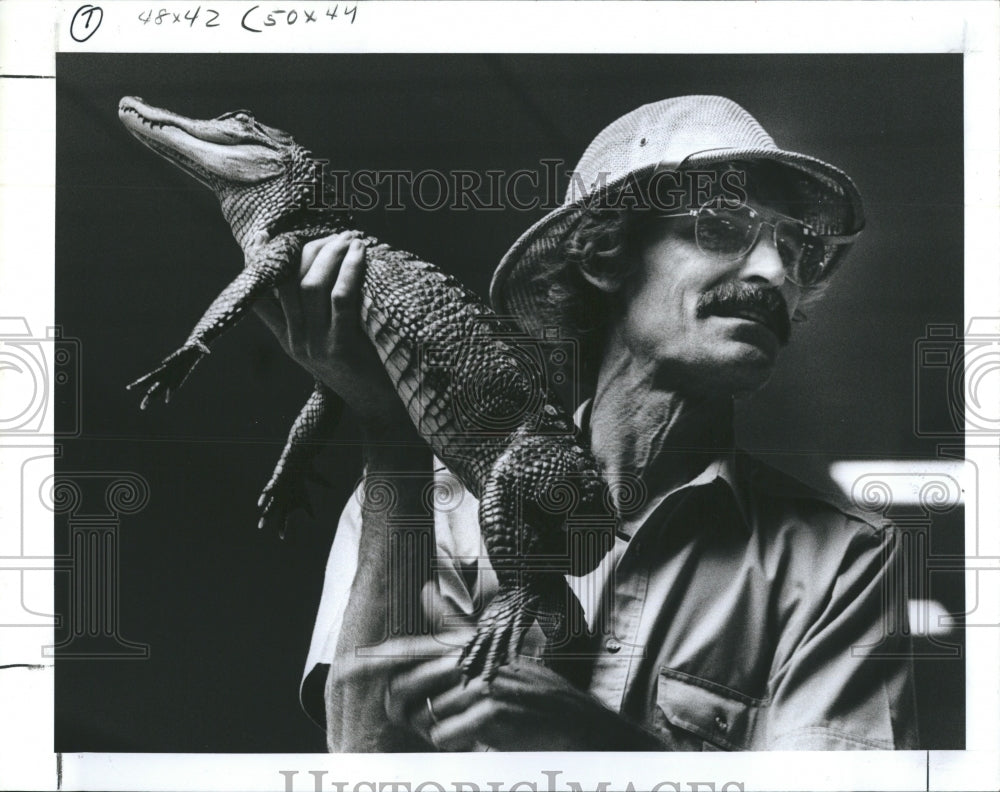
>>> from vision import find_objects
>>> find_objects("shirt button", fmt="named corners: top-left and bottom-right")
top-left (605, 639), bottom-right (622, 654)
top-left (715, 715), bottom-right (728, 731)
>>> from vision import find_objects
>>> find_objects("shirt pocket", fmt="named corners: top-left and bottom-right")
top-left (654, 668), bottom-right (768, 751)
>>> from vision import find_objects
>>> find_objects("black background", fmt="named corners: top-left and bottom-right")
top-left (55, 53), bottom-right (965, 751)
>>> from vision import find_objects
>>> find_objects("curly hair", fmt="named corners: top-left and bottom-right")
top-left (528, 206), bottom-right (638, 383)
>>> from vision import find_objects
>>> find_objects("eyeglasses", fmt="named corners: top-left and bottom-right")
top-left (658, 200), bottom-right (857, 287)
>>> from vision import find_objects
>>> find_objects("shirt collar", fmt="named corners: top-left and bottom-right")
top-left (573, 399), bottom-right (753, 536)
top-left (694, 452), bottom-right (753, 534)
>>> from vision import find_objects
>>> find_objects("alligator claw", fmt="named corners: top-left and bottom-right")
top-left (128, 344), bottom-right (208, 408)
top-left (460, 588), bottom-right (535, 682)
top-left (257, 494), bottom-right (294, 540)
top-left (257, 473), bottom-right (314, 539)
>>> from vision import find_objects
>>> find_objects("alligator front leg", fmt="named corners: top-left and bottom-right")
top-left (258, 380), bottom-right (344, 537)
top-left (128, 236), bottom-right (301, 408)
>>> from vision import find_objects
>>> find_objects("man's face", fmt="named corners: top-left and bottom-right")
top-left (612, 193), bottom-right (806, 398)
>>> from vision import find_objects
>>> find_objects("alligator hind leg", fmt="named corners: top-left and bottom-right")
top-left (460, 464), bottom-right (567, 682)
top-left (258, 381), bottom-right (344, 537)
top-left (459, 574), bottom-right (587, 683)
top-left (459, 470), bottom-right (536, 680)
top-left (462, 453), bottom-right (602, 682)
top-left (128, 237), bottom-right (299, 408)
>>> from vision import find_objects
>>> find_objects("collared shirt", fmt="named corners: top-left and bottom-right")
top-left (303, 447), bottom-right (918, 751)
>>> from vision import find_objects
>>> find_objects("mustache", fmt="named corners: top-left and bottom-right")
top-left (695, 281), bottom-right (792, 345)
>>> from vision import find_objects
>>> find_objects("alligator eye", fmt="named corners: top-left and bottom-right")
top-left (232, 111), bottom-right (253, 123)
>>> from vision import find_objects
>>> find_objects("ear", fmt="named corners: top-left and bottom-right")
top-left (577, 259), bottom-right (624, 294)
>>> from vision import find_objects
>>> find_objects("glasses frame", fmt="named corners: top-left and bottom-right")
top-left (657, 200), bottom-right (859, 287)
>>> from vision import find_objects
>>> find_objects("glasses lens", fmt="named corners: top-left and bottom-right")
top-left (695, 205), bottom-right (756, 257)
top-left (775, 219), bottom-right (831, 286)
top-left (691, 203), bottom-right (838, 285)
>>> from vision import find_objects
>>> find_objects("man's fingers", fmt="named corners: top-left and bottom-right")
top-left (429, 697), bottom-right (512, 751)
top-left (394, 663), bottom-right (489, 748)
top-left (384, 653), bottom-right (465, 724)
top-left (299, 232), bottom-right (358, 329)
top-left (330, 239), bottom-right (366, 314)
top-left (419, 676), bottom-right (488, 730)
top-left (300, 230), bottom-right (360, 277)
top-left (300, 237), bottom-right (330, 275)
top-left (419, 663), bottom-right (552, 747)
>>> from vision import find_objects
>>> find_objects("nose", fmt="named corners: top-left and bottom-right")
top-left (738, 229), bottom-right (786, 289)
top-left (737, 229), bottom-right (803, 318)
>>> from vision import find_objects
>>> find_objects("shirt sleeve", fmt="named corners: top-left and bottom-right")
top-left (301, 481), bottom-right (365, 689)
top-left (300, 467), bottom-right (493, 724)
top-left (764, 523), bottom-right (919, 749)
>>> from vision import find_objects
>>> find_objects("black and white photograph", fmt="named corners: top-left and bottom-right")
top-left (2, 3), bottom-right (999, 791)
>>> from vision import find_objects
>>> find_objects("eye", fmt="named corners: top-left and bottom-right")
top-left (775, 220), bottom-right (831, 286)
top-left (231, 110), bottom-right (254, 123)
top-left (697, 209), bottom-right (752, 254)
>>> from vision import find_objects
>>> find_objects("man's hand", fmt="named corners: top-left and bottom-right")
top-left (253, 231), bottom-right (409, 433)
top-left (333, 586), bottom-right (663, 752)
top-left (386, 653), bottom-right (663, 751)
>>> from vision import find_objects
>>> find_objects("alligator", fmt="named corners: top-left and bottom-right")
top-left (117, 97), bottom-right (614, 681)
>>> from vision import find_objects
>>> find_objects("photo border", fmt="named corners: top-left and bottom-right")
top-left (1, 2), bottom-right (997, 790)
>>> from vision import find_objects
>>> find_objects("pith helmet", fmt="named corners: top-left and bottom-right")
top-left (490, 95), bottom-right (864, 337)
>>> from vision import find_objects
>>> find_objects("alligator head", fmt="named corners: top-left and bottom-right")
top-left (119, 97), bottom-right (338, 247)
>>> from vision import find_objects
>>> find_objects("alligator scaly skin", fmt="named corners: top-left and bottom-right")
top-left (118, 98), bottom-right (615, 681)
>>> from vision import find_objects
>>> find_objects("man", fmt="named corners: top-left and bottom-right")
top-left (255, 96), bottom-right (918, 751)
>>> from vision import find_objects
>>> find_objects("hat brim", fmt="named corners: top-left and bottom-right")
top-left (490, 149), bottom-right (864, 336)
